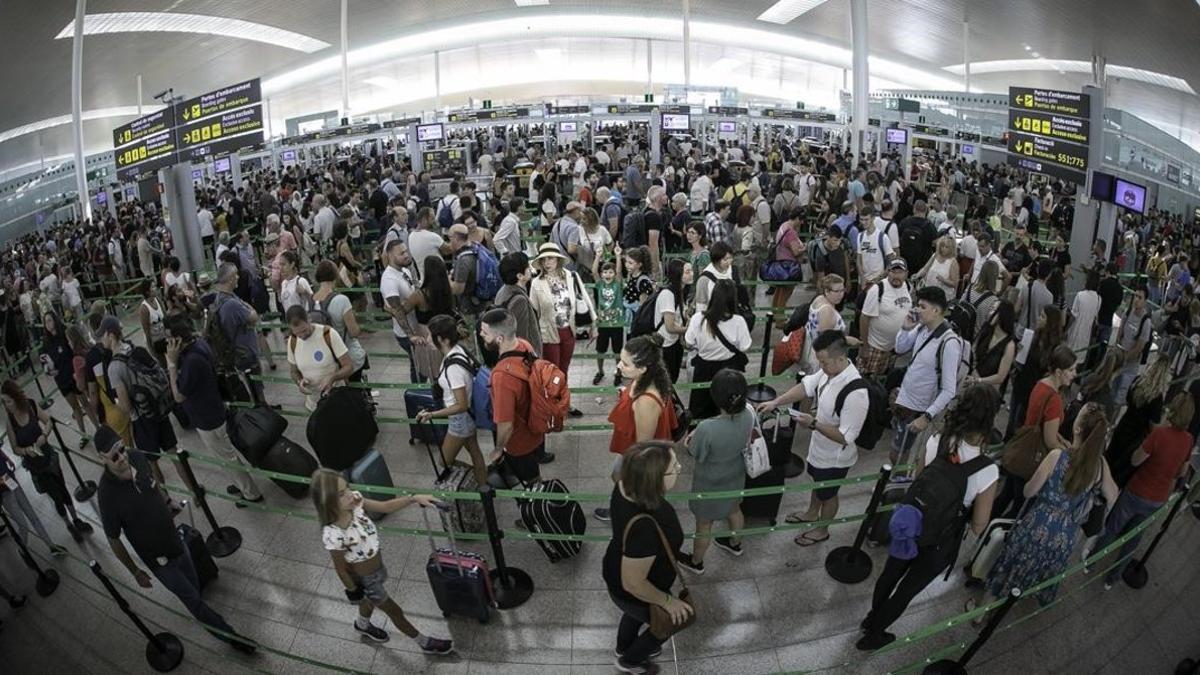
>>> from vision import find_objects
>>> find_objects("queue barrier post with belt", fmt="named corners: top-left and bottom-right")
top-left (174, 450), bottom-right (243, 558)
top-left (29, 363), bottom-right (54, 410)
top-left (49, 417), bottom-right (98, 502)
top-left (922, 587), bottom-right (1022, 675)
top-left (479, 485), bottom-right (535, 609)
top-left (88, 560), bottom-right (185, 673)
top-left (0, 505), bottom-right (61, 597)
top-left (825, 463), bottom-right (893, 584)
top-left (1120, 483), bottom-right (1190, 590)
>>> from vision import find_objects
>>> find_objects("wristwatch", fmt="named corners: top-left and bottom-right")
top-left (920, 412), bottom-right (933, 422)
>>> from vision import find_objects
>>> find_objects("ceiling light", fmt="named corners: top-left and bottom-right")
top-left (514, 0), bottom-right (550, 6)
top-left (56, 12), bottom-right (330, 53)
top-left (943, 59), bottom-right (1196, 95)
top-left (1023, 45), bottom-right (1031, 51)
top-left (363, 76), bottom-right (399, 89)
top-left (757, 0), bottom-right (832, 24)
top-left (1030, 52), bottom-right (1040, 58)
top-left (534, 48), bottom-right (562, 62)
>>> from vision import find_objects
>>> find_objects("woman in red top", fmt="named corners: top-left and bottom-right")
top-left (996, 344), bottom-right (1076, 518)
top-left (1096, 391), bottom-right (1194, 588)
top-left (595, 335), bottom-right (678, 522)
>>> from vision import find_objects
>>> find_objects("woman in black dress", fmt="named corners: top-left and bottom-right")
top-left (1005, 305), bottom-right (1064, 440)
top-left (1106, 355), bottom-right (1170, 487)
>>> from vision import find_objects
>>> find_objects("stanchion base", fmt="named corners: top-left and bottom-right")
top-left (490, 567), bottom-right (534, 609)
top-left (824, 546), bottom-right (873, 584)
top-left (36, 569), bottom-right (60, 597)
top-left (1121, 561), bottom-right (1149, 590)
top-left (206, 527), bottom-right (243, 558)
top-left (74, 481), bottom-right (98, 502)
top-left (785, 454), bottom-right (805, 478)
top-left (746, 384), bottom-right (777, 405)
top-left (39, 399), bottom-right (54, 410)
top-left (1190, 500), bottom-right (1200, 521)
top-left (145, 633), bottom-right (185, 672)
top-left (922, 659), bottom-right (968, 675)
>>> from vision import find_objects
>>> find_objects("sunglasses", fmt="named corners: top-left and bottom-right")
top-left (103, 443), bottom-right (126, 462)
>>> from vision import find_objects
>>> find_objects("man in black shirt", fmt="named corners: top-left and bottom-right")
top-left (1091, 262), bottom-right (1126, 369)
top-left (1000, 226), bottom-right (1033, 276)
top-left (94, 426), bottom-right (255, 655)
top-left (896, 200), bottom-right (937, 274)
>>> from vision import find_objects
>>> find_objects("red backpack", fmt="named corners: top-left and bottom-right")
top-left (498, 350), bottom-right (571, 434)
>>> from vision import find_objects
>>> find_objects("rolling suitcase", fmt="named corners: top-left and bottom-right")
top-left (344, 448), bottom-right (394, 521)
top-left (406, 389), bottom-right (446, 447)
top-left (258, 437), bottom-right (319, 499)
top-left (517, 478), bottom-right (586, 563)
top-left (421, 422), bottom-right (484, 533)
top-left (867, 477), bottom-right (912, 547)
top-left (227, 406), bottom-right (288, 466)
top-left (742, 417), bottom-right (792, 524)
top-left (178, 522), bottom-right (218, 590)
top-left (421, 505), bottom-right (494, 624)
top-left (308, 387), bottom-right (378, 471)
top-left (966, 518), bottom-right (1014, 585)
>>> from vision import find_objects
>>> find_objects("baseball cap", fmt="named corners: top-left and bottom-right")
top-left (565, 201), bottom-right (583, 212)
top-left (93, 425), bottom-right (121, 455)
top-left (888, 258), bottom-right (908, 271)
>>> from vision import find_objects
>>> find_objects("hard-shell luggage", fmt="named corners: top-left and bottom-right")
top-left (420, 422), bottom-right (484, 533)
top-left (406, 390), bottom-right (446, 446)
top-left (227, 406), bottom-right (288, 466)
top-left (344, 448), bottom-right (394, 521)
top-left (742, 464), bottom-right (786, 525)
top-left (967, 518), bottom-right (1014, 583)
top-left (178, 523), bottom-right (218, 590)
top-left (307, 387), bottom-right (378, 471)
top-left (517, 479), bottom-right (586, 563)
top-left (258, 437), bottom-right (319, 499)
top-left (421, 505), bottom-right (494, 623)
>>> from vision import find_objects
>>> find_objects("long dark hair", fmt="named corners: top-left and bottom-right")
top-left (704, 279), bottom-right (736, 336)
top-left (421, 256), bottom-right (454, 316)
top-left (1033, 305), bottom-right (1065, 372)
top-left (625, 335), bottom-right (672, 401)
top-left (937, 382), bottom-right (1001, 455)
top-left (663, 259), bottom-right (685, 313)
top-left (974, 300), bottom-right (1015, 371)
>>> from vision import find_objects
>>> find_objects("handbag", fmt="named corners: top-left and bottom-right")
top-left (1080, 475), bottom-right (1107, 537)
top-left (1000, 387), bottom-right (1054, 480)
top-left (770, 327), bottom-right (804, 375)
top-left (743, 406), bottom-right (771, 478)
top-left (623, 514), bottom-right (696, 640)
top-left (572, 271), bottom-right (592, 328)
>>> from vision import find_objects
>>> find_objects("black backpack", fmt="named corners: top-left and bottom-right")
top-left (945, 300), bottom-right (976, 344)
top-left (108, 345), bottom-right (173, 420)
top-left (629, 288), bottom-right (666, 338)
top-left (902, 443), bottom-right (993, 548)
top-left (205, 295), bottom-right (241, 374)
top-left (898, 220), bottom-right (928, 269)
top-left (620, 208), bottom-right (647, 249)
top-left (834, 377), bottom-right (890, 451)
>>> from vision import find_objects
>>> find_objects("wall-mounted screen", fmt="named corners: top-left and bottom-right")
top-left (416, 123), bottom-right (444, 142)
top-left (96, 191), bottom-right (108, 206)
top-left (213, 157), bottom-right (231, 173)
top-left (661, 113), bottom-right (690, 131)
top-left (280, 149), bottom-right (297, 162)
top-left (961, 144), bottom-right (974, 155)
top-left (1114, 178), bottom-right (1147, 214)
top-left (558, 122), bottom-right (578, 133)
top-left (191, 168), bottom-right (204, 180)
top-left (885, 128), bottom-right (908, 144)
top-left (717, 121), bottom-right (736, 133)
top-left (1091, 171), bottom-right (1116, 201)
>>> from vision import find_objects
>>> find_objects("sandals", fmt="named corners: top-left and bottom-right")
top-left (963, 598), bottom-right (987, 627)
top-left (784, 512), bottom-right (818, 525)
top-left (794, 531), bottom-right (831, 547)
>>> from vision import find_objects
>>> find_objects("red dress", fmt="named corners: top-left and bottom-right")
top-left (608, 388), bottom-right (678, 455)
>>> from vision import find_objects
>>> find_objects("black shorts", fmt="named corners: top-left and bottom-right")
top-left (807, 464), bottom-right (851, 501)
top-left (595, 326), bottom-right (625, 355)
top-left (132, 414), bottom-right (179, 462)
top-left (56, 376), bottom-right (81, 397)
top-left (503, 449), bottom-right (541, 485)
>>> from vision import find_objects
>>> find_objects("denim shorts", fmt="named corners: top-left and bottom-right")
top-left (354, 563), bottom-right (390, 606)
top-left (447, 412), bottom-right (477, 439)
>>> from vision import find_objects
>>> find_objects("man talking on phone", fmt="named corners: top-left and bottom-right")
top-left (890, 287), bottom-right (962, 465)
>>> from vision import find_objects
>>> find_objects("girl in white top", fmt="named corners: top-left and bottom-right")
top-left (137, 281), bottom-right (168, 364)
top-left (312, 260), bottom-right (367, 377)
top-left (1066, 275), bottom-right (1101, 356)
top-left (278, 250), bottom-right (313, 313)
top-left (655, 260), bottom-right (692, 382)
top-left (803, 273), bottom-right (859, 373)
top-left (415, 315), bottom-right (487, 486)
top-left (915, 235), bottom-right (959, 302)
top-left (313, 469), bottom-right (452, 654)
top-left (684, 285), bottom-right (752, 363)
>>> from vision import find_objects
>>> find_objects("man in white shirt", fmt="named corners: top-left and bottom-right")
top-left (312, 194), bottom-right (337, 242)
top-left (858, 259), bottom-right (912, 377)
top-left (970, 233), bottom-right (1005, 292)
top-left (379, 239), bottom-right (423, 383)
top-left (876, 199), bottom-right (900, 251)
top-left (757, 330), bottom-right (869, 546)
top-left (795, 165), bottom-right (817, 208)
top-left (197, 206), bottom-right (215, 243)
top-left (108, 233), bottom-right (127, 280)
top-left (285, 305), bottom-right (352, 412)
top-left (407, 207), bottom-right (447, 281)
top-left (689, 164), bottom-right (715, 214)
top-left (856, 206), bottom-right (894, 288)
top-left (495, 199), bottom-right (524, 257)
top-left (892, 287), bottom-right (962, 464)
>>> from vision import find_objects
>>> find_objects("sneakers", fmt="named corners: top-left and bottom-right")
top-left (78, 436), bottom-right (90, 450)
top-left (1103, 580), bottom-right (1114, 591)
top-left (615, 657), bottom-right (661, 674)
top-left (676, 552), bottom-right (705, 575)
top-left (355, 620), bottom-right (390, 643)
top-left (568, 407), bottom-right (584, 418)
top-left (593, 372), bottom-right (605, 385)
top-left (594, 508), bottom-right (611, 522)
top-left (713, 537), bottom-right (743, 556)
top-left (235, 495), bottom-right (265, 510)
top-left (418, 636), bottom-right (454, 655)
top-left (855, 631), bottom-right (896, 651)
top-left (615, 646), bottom-right (662, 659)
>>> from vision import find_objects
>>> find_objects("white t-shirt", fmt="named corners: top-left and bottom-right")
top-left (408, 230), bottom-right (445, 277)
top-left (684, 313), bottom-right (752, 361)
top-left (875, 216), bottom-right (900, 251)
top-left (164, 271), bottom-right (192, 292)
top-left (861, 280), bottom-right (912, 350)
top-left (61, 278), bottom-right (82, 311)
top-left (197, 209), bottom-right (214, 238)
top-left (379, 266), bottom-right (417, 338)
top-left (801, 363), bottom-right (870, 469)
top-left (437, 345), bottom-right (473, 408)
top-left (856, 228), bottom-right (893, 282)
top-left (280, 275), bottom-right (313, 313)
top-left (922, 435), bottom-right (999, 506)
top-left (655, 289), bottom-right (682, 348)
top-left (322, 293), bottom-right (366, 371)
top-left (287, 324), bottom-right (349, 411)
top-left (1067, 290), bottom-right (1100, 354)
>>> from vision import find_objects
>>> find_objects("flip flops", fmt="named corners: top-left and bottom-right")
top-left (794, 531), bottom-right (831, 547)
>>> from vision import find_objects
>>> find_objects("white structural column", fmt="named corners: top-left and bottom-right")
top-left (962, 21), bottom-right (970, 91)
top-left (682, 0), bottom-right (692, 89)
top-left (849, 0), bottom-right (869, 162)
top-left (71, 0), bottom-right (92, 222)
top-left (434, 50), bottom-right (442, 111)
top-left (136, 74), bottom-right (143, 115)
top-left (340, 0), bottom-right (350, 119)
top-left (646, 38), bottom-right (653, 95)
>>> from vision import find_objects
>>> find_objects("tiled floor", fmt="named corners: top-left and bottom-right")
top-left (1, 288), bottom-right (1198, 674)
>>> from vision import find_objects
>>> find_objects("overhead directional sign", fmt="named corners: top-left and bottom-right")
top-left (1007, 108), bottom-right (1090, 144)
top-left (382, 117), bottom-right (421, 129)
top-left (911, 124), bottom-right (950, 137)
top-left (885, 98), bottom-right (920, 113)
top-left (1006, 132), bottom-right (1087, 184)
top-left (707, 106), bottom-right (748, 116)
top-left (1009, 86), bottom-right (1090, 118)
top-left (115, 130), bottom-right (177, 181)
top-left (177, 79), bottom-right (262, 124)
top-left (546, 105), bottom-right (590, 116)
top-left (447, 107), bottom-right (531, 123)
top-left (112, 107), bottom-right (176, 148)
top-left (176, 106), bottom-right (264, 151)
top-left (761, 108), bottom-right (838, 123)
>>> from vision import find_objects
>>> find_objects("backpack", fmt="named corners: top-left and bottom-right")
top-left (308, 296), bottom-right (334, 328)
top-left (603, 196), bottom-right (625, 232)
top-left (898, 220), bottom-right (929, 269)
top-left (630, 288), bottom-right (666, 338)
top-left (437, 195), bottom-right (458, 229)
top-left (205, 295), bottom-right (240, 374)
top-left (109, 345), bottom-right (172, 420)
top-left (619, 208), bottom-right (647, 249)
top-left (833, 377), bottom-right (890, 451)
top-left (945, 300), bottom-right (977, 344)
top-left (727, 184), bottom-right (748, 213)
top-left (497, 350), bottom-right (571, 434)
top-left (901, 444), bottom-right (993, 548)
top-left (434, 351), bottom-right (496, 432)
top-left (460, 244), bottom-right (502, 302)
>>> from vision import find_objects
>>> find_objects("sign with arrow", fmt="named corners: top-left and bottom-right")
top-left (1008, 86), bottom-right (1090, 118)
top-left (176, 79), bottom-right (262, 124)
top-left (1007, 108), bottom-right (1089, 144)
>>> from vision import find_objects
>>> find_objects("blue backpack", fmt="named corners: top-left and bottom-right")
top-left (467, 244), bottom-right (502, 301)
top-left (436, 352), bottom-right (495, 431)
top-left (437, 195), bottom-right (458, 229)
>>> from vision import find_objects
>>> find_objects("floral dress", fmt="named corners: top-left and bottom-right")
top-left (986, 451), bottom-right (1097, 606)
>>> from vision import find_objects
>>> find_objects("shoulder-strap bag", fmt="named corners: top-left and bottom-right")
top-left (999, 385), bottom-right (1054, 480)
top-left (743, 406), bottom-right (771, 478)
top-left (622, 513), bottom-right (696, 639)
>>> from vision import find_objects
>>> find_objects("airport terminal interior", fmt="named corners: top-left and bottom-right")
top-left (1, 1), bottom-right (1199, 674)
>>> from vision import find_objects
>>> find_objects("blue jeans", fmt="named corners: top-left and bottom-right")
top-left (1113, 363), bottom-right (1139, 406)
top-left (1095, 489), bottom-right (1161, 585)
top-left (152, 537), bottom-right (237, 643)
top-left (395, 336), bottom-right (425, 384)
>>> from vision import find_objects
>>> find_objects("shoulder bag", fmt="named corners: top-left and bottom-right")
top-left (743, 406), bottom-right (771, 478)
top-left (622, 513), bottom-right (696, 639)
top-left (712, 322), bottom-right (750, 371)
top-left (1000, 385), bottom-right (1054, 480)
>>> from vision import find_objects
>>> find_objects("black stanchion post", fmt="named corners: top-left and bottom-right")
top-left (1121, 490), bottom-right (1188, 590)
top-left (175, 451), bottom-right (242, 558)
top-left (50, 418), bottom-right (97, 501)
top-left (478, 485), bottom-right (534, 609)
top-left (30, 360), bottom-right (54, 410)
top-left (824, 463), bottom-right (893, 584)
top-left (0, 506), bottom-right (60, 596)
top-left (89, 560), bottom-right (185, 672)
top-left (923, 588), bottom-right (1022, 675)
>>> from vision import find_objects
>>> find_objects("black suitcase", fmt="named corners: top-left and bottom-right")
top-left (421, 505), bottom-right (493, 623)
top-left (517, 479), bottom-right (585, 563)
top-left (405, 390), bottom-right (446, 446)
top-left (307, 387), bottom-right (378, 471)
top-left (258, 437), bottom-right (319, 499)
top-left (345, 449), bottom-right (393, 521)
top-left (742, 464), bottom-right (786, 525)
top-left (178, 523), bottom-right (218, 590)
top-left (228, 406), bottom-right (288, 466)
